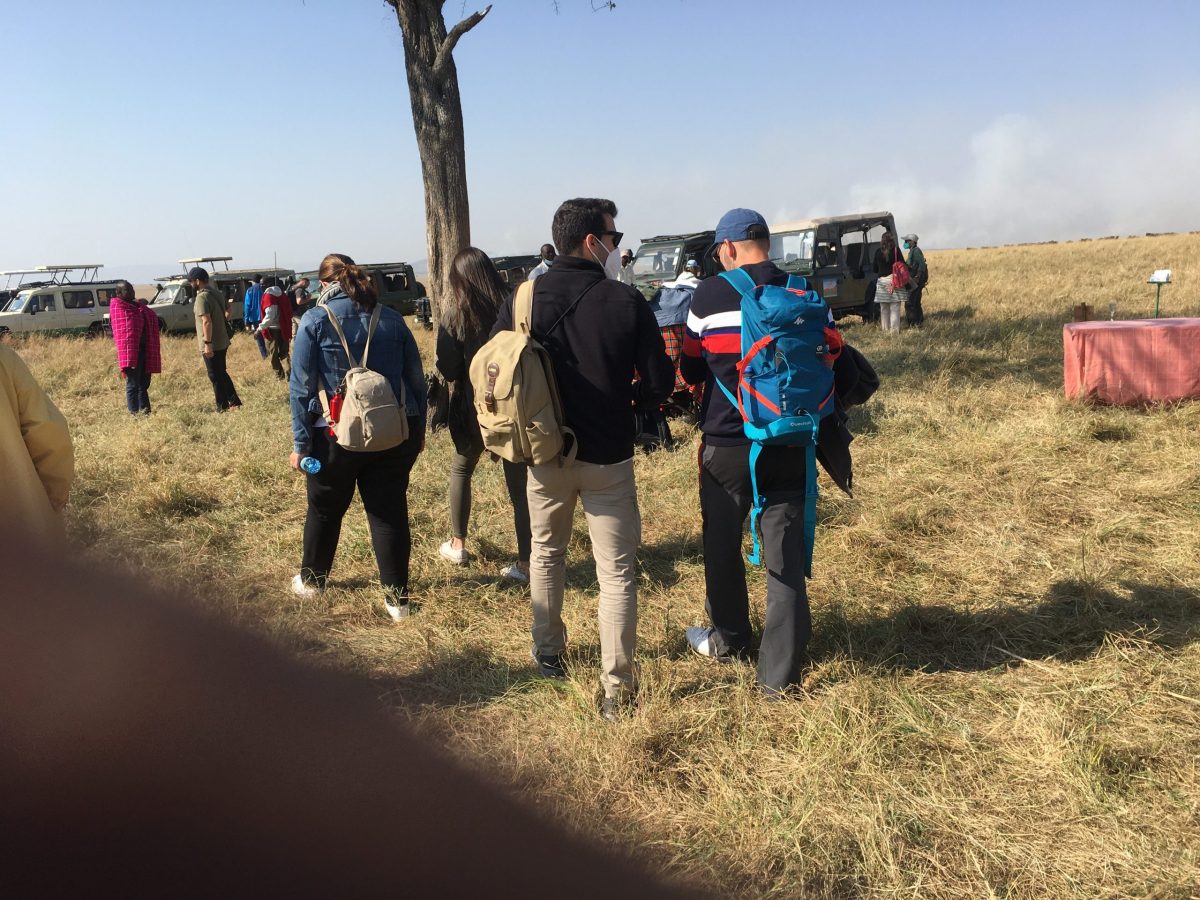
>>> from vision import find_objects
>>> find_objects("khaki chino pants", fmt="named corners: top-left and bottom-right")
top-left (527, 458), bottom-right (641, 699)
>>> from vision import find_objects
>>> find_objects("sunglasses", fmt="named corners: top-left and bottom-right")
top-left (596, 230), bottom-right (624, 248)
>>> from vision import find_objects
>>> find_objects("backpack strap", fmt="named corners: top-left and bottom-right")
top-left (743, 414), bottom-right (820, 573)
top-left (718, 267), bottom-right (758, 298)
top-left (512, 281), bottom-right (534, 335)
top-left (321, 304), bottom-right (362, 369)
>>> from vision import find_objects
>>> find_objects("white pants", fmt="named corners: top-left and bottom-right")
top-left (879, 300), bottom-right (903, 335)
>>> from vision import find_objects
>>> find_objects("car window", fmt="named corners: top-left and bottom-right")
top-left (40, 295), bottom-right (57, 312)
top-left (96, 288), bottom-right (117, 307)
top-left (378, 269), bottom-right (410, 293)
top-left (63, 290), bottom-right (95, 310)
top-left (770, 230), bottom-right (815, 266)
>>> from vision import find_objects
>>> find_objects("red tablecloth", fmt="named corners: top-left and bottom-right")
top-left (1063, 318), bottom-right (1200, 405)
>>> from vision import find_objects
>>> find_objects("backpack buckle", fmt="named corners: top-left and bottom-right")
top-left (485, 362), bottom-right (499, 413)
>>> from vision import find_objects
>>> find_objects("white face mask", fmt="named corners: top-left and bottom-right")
top-left (590, 238), bottom-right (623, 280)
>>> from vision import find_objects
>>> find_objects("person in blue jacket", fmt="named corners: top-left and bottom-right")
top-left (244, 274), bottom-right (268, 358)
top-left (288, 253), bottom-right (427, 621)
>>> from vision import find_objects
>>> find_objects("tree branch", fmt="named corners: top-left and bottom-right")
top-left (433, 4), bottom-right (491, 79)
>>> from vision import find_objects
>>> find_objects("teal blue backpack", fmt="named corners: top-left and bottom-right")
top-left (713, 268), bottom-right (837, 575)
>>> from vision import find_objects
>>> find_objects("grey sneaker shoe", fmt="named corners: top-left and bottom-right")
top-left (685, 626), bottom-right (734, 662)
top-left (600, 694), bottom-right (634, 722)
top-left (531, 647), bottom-right (566, 678)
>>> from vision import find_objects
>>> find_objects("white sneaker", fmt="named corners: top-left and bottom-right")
top-left (685, 626), bottom-right (734, 662)
top-left (501, 563), bottom-right (529, 584)
top-left (383, 592), bottom-right (411, 621)
top-left (291, 574), bottom-right (322, 599)
top-left (438, 541), bottom-right (468, 566)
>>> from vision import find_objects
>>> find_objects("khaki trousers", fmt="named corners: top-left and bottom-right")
top-left (527, 458), bottom-right (641, 699)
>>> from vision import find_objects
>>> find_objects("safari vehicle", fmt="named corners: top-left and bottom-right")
top-left (1, 269), bottom-right (54, 311)
top-left (0, 265), bottom-right (126, 337)
top-left (768, 211), bottom-right (898, 320)
top-left (294, 261), bottom-right (427, 317)
top-left (491, 254), bottom-right (542, 287)
top-left (630, 231), bottom-right (719, 296)
top-left (147, 257), bottom-right (295, 333)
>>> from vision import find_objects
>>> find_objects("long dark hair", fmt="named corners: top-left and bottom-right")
top-left (318, 252), bottom-right (377, 309)
top-left (444, 247), bottom-right (508, 341)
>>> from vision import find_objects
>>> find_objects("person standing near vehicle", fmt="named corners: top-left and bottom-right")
top-left (526, 243), bottom-right (556, 281)
top-left (872, 231), bottom-right (905, 335)
top-left (902, 233), bottom-right (927, 327)
top-left (680, 208), bottom-right (818, 696)
top-left (109, 280), bottom-right (161, 415)
top-left (289, 277), bottom-right (313, 335)
top-left (191, 267), bottom-right (242, 412)
top-left (617, 248), bottom-right (635, 286)
top-left (0, 343), bottom-right (74, 545)
top-left (434, 247), bottom-right (532, 582)
top-left (490, 198), bottom-right (674, 720)
top-left (258, 277), bottom-right (293, 380)
top-left (244, 274), bottom-right (268, 359)
top-left (288, 253), bottom-right (427, 621)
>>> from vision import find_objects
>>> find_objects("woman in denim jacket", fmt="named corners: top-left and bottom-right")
top-left (288, 253), bottom-right (427, 620)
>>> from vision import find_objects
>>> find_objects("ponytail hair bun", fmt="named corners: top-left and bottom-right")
top-left (318, 252), bottom-right (378, 309)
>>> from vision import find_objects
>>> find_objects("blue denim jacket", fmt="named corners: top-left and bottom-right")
top-left (289, 291), bottom-right (427, 454)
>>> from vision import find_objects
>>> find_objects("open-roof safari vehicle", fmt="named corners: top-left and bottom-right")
top-left (491, 254), bottom-right (542, 287)
top-left (630, 231), bottom-right (720, 296)
top-left (148, 257), bottom-right (295, 333)
top-left (768, 211), bottom-right (898, 320)
top-left (295, 261), bottom-right (427, 319)
top-left (0, 265), bottom-right (127, 336)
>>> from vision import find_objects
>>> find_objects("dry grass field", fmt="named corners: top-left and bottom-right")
top-left (13, 233), bottom-right (1200, 897)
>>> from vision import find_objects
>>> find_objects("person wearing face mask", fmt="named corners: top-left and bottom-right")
top-left (901, 233), bottom-right (927, 327)
top-left (526, 243), bottom-right (557, 281)
top-left (490, 197), bottom-right (673, 721)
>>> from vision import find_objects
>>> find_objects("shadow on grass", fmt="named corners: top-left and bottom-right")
top-left (816, 579), bottom-right (1200, 673)
top-left (375, 642), bottom-right (550, 708)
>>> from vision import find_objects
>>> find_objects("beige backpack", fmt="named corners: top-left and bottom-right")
top-left (319, 304), bottom-right (409, 452)
top-left (469, 281), bottom-right (576, 466)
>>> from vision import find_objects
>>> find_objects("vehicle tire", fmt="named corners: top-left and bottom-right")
top-left (87, 322), bottom-right (104, 338)
top-left (157, 317), bottom-right (168, 333)
top-left (0, 326), bottom-right (10, 338)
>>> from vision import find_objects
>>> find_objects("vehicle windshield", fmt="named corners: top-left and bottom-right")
top-left (632, 242), bottom-right (684, 282)
top-left (152, 282), bottom-right (186, 305)
top-left (7, 291), bottom-right (32, 313)
top-left (770, 230), bottom-right (815, 269)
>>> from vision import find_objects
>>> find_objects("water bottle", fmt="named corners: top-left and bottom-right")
top-left (299, 456), bottom-right (321, 475)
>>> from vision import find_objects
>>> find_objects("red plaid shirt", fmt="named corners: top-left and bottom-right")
top-left (110, 297), bottom-right (162, 373)
top-left (661, 324), bottom-right (702, 400)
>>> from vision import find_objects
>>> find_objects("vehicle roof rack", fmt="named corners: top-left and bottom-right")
top-left (179, 256), bottom-right (234, 273)
top-left (35, 264), bottom-right (104, 284)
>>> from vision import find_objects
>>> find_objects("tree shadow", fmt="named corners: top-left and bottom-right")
top-left (814, 579), bottom-right (1200, 673)
top-left (373, 643), bottom-right (549, 709)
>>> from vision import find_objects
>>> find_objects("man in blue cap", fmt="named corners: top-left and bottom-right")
top-left (679, 208), bottom-right (815, 695)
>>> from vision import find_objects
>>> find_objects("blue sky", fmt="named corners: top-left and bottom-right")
top-left (2, 0), bottom-right (1198, 284)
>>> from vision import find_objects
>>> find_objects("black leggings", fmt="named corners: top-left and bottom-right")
top-left (301, 420), bottom-right (422, 592)
top-left (449, 451), bottom-right (532, 563)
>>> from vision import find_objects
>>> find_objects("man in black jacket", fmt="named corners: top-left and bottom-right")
top-left (491, 197), bottom-right (674, 720)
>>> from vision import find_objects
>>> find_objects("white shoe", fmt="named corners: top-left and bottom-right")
top-left (291, 574), bottom-right (322, 599)
top-left (685, 626), bottom-right (734, 662)
top-left (501, 563), bottom-right (529, 584)
top-left (383, 591), bottom-right (411, 621)
top-left (439, 541), bottom-right (468, 566)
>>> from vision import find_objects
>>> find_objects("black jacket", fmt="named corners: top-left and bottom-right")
top-left (435, 324), bottom-right (490, 457)
top-left (491, 255), bottom-right (674, 465)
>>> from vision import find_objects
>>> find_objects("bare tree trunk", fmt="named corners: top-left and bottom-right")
top-left (387, 0), bottom-right (490, 319)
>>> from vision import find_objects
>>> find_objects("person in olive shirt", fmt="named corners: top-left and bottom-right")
top-left (901, 233), bottom-right (928, 327)
top-left (189, 267), bottom-right (242, 411)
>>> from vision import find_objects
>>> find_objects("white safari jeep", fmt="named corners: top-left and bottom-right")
top-left (0, 265), bottom-right (126, 337)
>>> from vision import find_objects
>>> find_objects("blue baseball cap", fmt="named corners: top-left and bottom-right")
top-left (714, 208), bottom-right (770, 244)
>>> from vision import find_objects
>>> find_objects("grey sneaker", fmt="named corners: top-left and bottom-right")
top-left (531, 648), bottom-right (566, 678)
top-left (600, 695), bottom-right (634, 722)
top-left (685, 626), bottom-right (734, 662)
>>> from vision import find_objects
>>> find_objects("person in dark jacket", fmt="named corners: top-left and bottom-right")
top-left (434, 247), bottom-right (532, 582)
top-left (490, 197), bottom-right (674, 720)
top-left (680, 208), bottom-right (849, 696)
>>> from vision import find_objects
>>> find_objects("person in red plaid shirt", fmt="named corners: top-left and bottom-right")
top-left (109, 280), bottom-right (161, 415)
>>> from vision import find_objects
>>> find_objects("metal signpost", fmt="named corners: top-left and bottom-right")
top-left (1147, 269), bottom-right (1172, 318)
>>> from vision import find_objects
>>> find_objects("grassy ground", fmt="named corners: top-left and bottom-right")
top-left (14, 233), bottom-right (1200, 897)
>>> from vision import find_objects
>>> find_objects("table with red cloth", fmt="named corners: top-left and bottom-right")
top-left (1063, 318), bottom-right (1200, 405)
